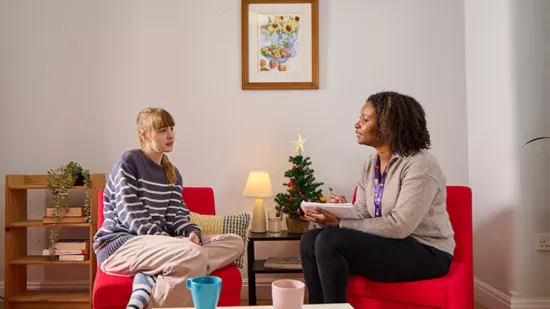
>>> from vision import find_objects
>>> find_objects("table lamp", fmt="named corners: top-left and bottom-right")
top-left (243, 171), bottom-right (274, 233)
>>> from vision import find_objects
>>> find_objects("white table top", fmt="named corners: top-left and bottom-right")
top-left (160, 304), bottom-right (353, 309)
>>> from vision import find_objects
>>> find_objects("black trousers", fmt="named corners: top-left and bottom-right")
top-left (300, 227), bottom-right (452, 304)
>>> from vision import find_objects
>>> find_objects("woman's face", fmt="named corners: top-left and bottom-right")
top-left (142, 126), bottom-right (175, 153)
top-left (354, 101), bottom-right (379, 146)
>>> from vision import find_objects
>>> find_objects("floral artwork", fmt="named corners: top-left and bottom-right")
top-left (242, 0), bottom-right (318, 90)
top-left (258, 15), bottom-right (301, 73)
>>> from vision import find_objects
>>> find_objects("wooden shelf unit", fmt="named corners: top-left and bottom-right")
top-left (5, 174), bottom-right (106, 309)
top-left (10, 256), bottom-right (90, 265)
top-left (7, 220), bottom-right (92, 228)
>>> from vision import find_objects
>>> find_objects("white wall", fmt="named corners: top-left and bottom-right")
top-left (512, 0), bottom-right (550, 303)
top-left (466, 0), bottom-right (550, 307)
top-left (465, 0), bottom-right (518, 304)
top-left (0, 0), bottom-right (468, 290)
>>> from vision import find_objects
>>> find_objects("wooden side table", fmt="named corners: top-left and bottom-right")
top-left (247, 231), bottom-right (304, 305)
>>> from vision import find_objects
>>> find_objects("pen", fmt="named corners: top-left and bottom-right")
top-left (328, 187), bottom-right (339, 201)
top-left (329, 187), bottom-right (345, 203)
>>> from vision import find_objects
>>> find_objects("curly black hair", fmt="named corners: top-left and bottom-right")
top-left (366, 91), bottom-right (431, 157)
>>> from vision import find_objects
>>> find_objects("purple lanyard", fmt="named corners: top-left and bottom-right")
top-left (373, 153), bottom-right (396, 217)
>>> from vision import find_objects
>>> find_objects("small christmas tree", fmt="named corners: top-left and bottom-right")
top-left (274, 134), bottom-right (326, 220)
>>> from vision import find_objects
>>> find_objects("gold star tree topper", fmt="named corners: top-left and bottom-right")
top-left (293, 134), bottom-right (307, 155)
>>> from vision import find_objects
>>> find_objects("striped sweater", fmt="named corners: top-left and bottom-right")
top-left (93, 149), bottom-right (201, 266)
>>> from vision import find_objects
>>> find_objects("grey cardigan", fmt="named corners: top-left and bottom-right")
top-left (339, 149), bottom-right (455, 255)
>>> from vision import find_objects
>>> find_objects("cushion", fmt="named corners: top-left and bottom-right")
top-left (190, 212), bottom-right (251, 269)
top-left (347, 261), bottom-right (467, 308)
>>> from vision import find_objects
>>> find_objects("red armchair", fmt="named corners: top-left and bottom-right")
top-left (347, 185), bottom-right (473, 309)
top-left (92, 187), bottom-right (242, 309)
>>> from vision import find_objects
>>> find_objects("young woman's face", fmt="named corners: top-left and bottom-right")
top-left (143, 126), bottom-right (175, 153)
top-left (354, 101), bottom-right (379, 146)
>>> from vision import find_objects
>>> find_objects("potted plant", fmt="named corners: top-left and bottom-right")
top-left (46, 161), bottom-right (91, 260)
top-left (274, 155), bottom-right (326, 233)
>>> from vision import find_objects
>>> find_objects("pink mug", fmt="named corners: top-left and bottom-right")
top-left (272, 279), bottom-right (305, 309)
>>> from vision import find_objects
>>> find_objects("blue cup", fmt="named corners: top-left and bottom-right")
top-left (186, 276), bottom-right (222, 309)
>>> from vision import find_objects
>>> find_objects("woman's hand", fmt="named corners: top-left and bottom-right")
top-left (304, 207), bottom-right (340, 227)
top-left (329, 192), bottom-right (348, 204)
top-left (187, 232), bottom-right (201, 245)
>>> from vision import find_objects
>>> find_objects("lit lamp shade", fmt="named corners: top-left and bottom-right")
top-left (243, 171), bottom-right (274, 198)
top-left (243, 171), bottom-right (273, 233)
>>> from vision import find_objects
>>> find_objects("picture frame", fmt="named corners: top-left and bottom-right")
top-left (241, 0), bottom-right (319, 90)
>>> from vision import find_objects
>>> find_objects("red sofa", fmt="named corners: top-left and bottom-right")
top-left (347, 185), bottom-right (473, 309)
top-left (92, 187), bottom-right (242, 309)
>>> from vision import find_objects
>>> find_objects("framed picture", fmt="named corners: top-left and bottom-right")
top-left (241, 0), bottom-right (319, 90)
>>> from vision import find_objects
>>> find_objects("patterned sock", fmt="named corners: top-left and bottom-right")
top-left (127, 273), bottom-right (156, 309)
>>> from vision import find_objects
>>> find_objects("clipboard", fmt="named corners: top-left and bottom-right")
top-left (300, 201), bottom-right (362, 219)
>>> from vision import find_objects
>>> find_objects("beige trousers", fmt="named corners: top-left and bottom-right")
top-left (100, 233), bottom-right (245, 308)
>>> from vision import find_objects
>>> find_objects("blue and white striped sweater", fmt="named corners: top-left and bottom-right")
top-left (93, 149), bottom-right (201, 265)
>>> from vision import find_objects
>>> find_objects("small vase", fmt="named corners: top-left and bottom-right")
top-left (286, 217), bottom-right (310, 234)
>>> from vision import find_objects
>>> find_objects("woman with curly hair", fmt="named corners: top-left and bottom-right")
top-left (301, 91), bottom-right (455, 304)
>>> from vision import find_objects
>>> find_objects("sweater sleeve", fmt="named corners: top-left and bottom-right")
top-left (110, 157), bottom-right (168, 236)
top-left (169, 173), bottom-right (202, 240)
top-left (172, 202), bottom-right (202, 241)
top-left (339, 163), bottom-right (439, 239)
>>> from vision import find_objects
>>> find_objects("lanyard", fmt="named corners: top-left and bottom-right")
top-left (373, 153), bottom-right (396, 217)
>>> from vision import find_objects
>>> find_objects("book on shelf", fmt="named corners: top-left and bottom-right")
top-left (42, 216), bottom-right (88, 223)
top-left (46, 207), bottom-right (84, 217)
top-left (42, 249), bottom-right (89, 256)
top-left (264, 257), bottom-right (302, 269)
top-left (58, 255), bottom-right (86, 261)
top-left (56, 239), bottom-right (89, 250)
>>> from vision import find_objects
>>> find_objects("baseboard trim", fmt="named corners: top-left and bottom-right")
top-left (511, 297), bottom-right (550, 309)
top-left (474, 277), bottom-right (512, 309)
top-left (474, 277), bottom-right (550, 309)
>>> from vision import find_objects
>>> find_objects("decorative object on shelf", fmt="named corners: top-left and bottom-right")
top-left (46, 161), bottom-right (91, 260)
top-left (241, 0), bottom-right (319, 90)
top-left (267, 209), bottom-right (283, 236)
top-left (286, 216), bottom-right (310, 233)
top-left (274, 134), bottom-right (326, 233)
top-left (243, 171), bottom-right (274, 233)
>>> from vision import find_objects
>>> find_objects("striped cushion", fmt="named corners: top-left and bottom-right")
top-left (190, 212), bottom-right (250, 269)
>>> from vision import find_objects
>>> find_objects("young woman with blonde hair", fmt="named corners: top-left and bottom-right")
top-left (93, 107), bottom-right (244, 309)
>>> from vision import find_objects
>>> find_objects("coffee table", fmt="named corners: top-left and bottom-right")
top-left (160, 304), bottom-right (353, 309)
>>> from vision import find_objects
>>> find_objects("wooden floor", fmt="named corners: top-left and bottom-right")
top-left (243, 299), bottom-right (488, 308)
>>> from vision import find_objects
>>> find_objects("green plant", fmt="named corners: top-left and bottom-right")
top-left (46, 161), bottom-right (91, 260)
top-left (274, 155), bottom-right (325, 220)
